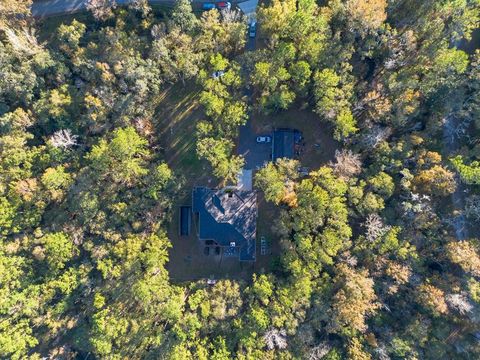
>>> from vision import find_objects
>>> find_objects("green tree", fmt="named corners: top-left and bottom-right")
top-left (171, 0), bottom-right (198, 33)
top-left (152, 28), bottom-right (201, 84)
top-left (255, 159), bottom-right (299, 205)
top-left (289, 60), bottom-right (312, 94)
top-left (313, 68), bottom-right (356, 139)
top-left (56, 20), bottom-right (86, 56)
top-left (451, 155), bottom-right (480, 185)
top-left (40, 166), bottom-right (73, 201)
top-left (40, 232), bottom-right (76, 272)
top-left (86, 127), bottom-right (150, 186)
top-left (34, 85), bottom-right (73, 130)
top-left (197, 137), bottom-right (244, 184)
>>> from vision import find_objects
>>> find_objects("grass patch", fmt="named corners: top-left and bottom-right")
top-left (153, 82), bottom-right (217, 191)
top-left (153, 83), bottom-right (248, 281)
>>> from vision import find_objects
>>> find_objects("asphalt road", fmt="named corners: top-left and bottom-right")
top-left (32, 0), bottom-right (176, 17)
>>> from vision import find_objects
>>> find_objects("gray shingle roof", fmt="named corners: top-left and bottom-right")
top-left (192, 187), bottom-right (257, 261)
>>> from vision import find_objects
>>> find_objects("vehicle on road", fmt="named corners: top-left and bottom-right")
top-left (202, 3), bottom-right (216, 10)
top-left (256, 135), bottom-right (271, 143)
top-left (216, 2), bottom-right (231, 10)
top-left (249, 21), bottom-right (257, 38)
top-left (212, 70), bottom-right (226, 79)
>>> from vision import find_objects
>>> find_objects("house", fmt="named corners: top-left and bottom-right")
top-left (192, 187), bottom-right (257, 261)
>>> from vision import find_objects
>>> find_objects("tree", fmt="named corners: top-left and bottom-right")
top-left (275, 167), bottom-right (352, 277)
top-left (0, 0), bottom-right (32, 28)
top-left (347, 337), bottom-right (372, 360)
top-left (289, 60), bottom-right (312, 94)
top-left (335, 108), bottom-right (358, 140)
top-left (346, 0), bottom-right (387, 34)
top-left (152, 28), bottom-right (202, 84)
top-left (86, 0), bottom-right (117, 21)
top-left (363, 213), bottom-right (390, 244)
top-left (146, 163), bottom-right (174, 201)
top-left (255, 159), bottom-right (299, 205)
top-left (451, 156), bottom-right (480, 185)
top-left (0, 318), bottom-right (38, 360)
top-left (330, 264), bottom-right (379, 336)
top-left (56, 20), bottom-right (86, 56)
top-left (39, 232), bottom-right (76, 272)
top-left (331, 149), bottom-right (362, 179)
top-left (86, 126), bottom-right (150, 186)
top-left (263, 328), bottom-right (288, 350)
top-left (422, 48), bottom-right (469, 97)
top-left (417, 283), bottom-right (448, 316)
top-left (34, 85), bottom-right (73, 130)
top-left (128, 0), bottom-right (151, 16)
top-left (40, 166), bottom-right (73, 201)
top-left (412, 165), bottom-right (456, 196)
top-left (313, 69), bottom-right (342, 120)
top-left (250, 61), bottom-right (296, 113)
top-left (48, 129), bottom-right (79, 149)
top-left (313, 68), bottom-right (356, 139)
top-left (197, 137), bottom-right (244, 184)
top-left (465, 195), bottom-right (480, 221)
top-left (207, 280), bottom-right (243, 320)
top-left (171, 0), bottom-right (198, 33)
top-left (0, 197), bottom-right (17, 235)
top-left (367, 171), bottom-right (394, 198)
top-left (445, 293), bottom-right (474, 315)
top-left (446, 241), bottom-right (480, 277)
top-left (197, 9), bottom-right (246, 56)
top-left (250, 274), bottom-right (274, 306)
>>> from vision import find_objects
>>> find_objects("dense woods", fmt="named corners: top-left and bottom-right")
top-left (1, 0), bottom-right (480, 358)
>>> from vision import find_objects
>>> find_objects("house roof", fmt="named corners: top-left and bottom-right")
top-left (192, 187), bottom-right (257, 261)
top-left (272, 129), bottom-right (296, 161)
top-left (237, 0), bottom-right (259, 19)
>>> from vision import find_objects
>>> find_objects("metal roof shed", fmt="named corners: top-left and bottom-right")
top-left (272, 129), bottom-right (295, 161)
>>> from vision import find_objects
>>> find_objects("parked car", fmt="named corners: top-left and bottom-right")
top-left (216, 2), bottom-right (231, 10)
top-left (249, 21), bottom-right (257, 38)
top-left (256, 135), bottom-right (271, 143)
top-left (202, 3), bottom-right (216, 10)
top-left (298, 166), bottom-right (310, 177)
top-left (211, 70), bottom-right (226, 79)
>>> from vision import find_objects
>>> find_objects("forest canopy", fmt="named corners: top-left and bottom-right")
top-left (1, 0), bottom-right (480, 359)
